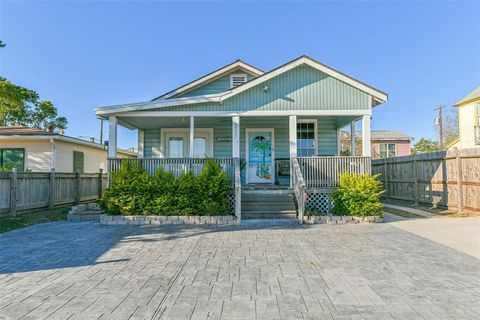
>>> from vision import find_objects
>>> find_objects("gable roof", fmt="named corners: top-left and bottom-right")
top-left (153, 59), bottom-right (264, 100)
top-left (96, 55), bottom-right (388, 116)
top-left (455, 86), bottom-right (480, 107)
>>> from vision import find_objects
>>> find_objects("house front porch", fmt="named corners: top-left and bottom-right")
top-left (105, 113), bottom-right (372, 223)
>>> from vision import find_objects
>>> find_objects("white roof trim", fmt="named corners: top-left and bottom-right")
top-left (219, 56), bottom-right (388, 103)
top-left (0, 135), bottom-right (137, 156)
top-left (95, 93), bottom-right (224, 116)
top-left (156, 60), bottom-right (264, 100)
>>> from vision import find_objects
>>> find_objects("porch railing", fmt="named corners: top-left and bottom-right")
top-left (297, 156), bottom-right (371, 188)
top-left (291, 157), bottom-right (306, 224)
top-left (107, 157), bottom-right (241, 219)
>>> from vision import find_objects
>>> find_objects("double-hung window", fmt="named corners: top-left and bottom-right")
top-left (379, 143), bottom-right (396, 158)
top-left (297, 120), bottom-right (317, 157)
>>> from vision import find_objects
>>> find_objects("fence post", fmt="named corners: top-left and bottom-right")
top-left (98, 169), bottom-right (103, 199)
top-left (456, 154), bottom-right (463, 213)
top-left (49, 168), bottom-right (55, 209)
top-left (413, 159), bottom-right (419, 205)
top-left (10, 168), bottom-right (17, 217)
top-left (75, 171), bottom-right (81, 205)
top-left (383, 162), bottom-right (389, 200)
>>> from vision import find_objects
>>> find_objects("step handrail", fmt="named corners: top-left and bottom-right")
top-left (291, 157), bottom-right (306, 224)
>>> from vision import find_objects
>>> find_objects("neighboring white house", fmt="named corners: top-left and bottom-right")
top-left (0, 126), bottom-right (136, 173)
top-left (454, 86), bottom-right (480, 149)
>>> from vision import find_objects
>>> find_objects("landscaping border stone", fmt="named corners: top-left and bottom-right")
top-left (304, 215), bottom-right (383, 224)
top-left (100, 214), bottom-right (238, 225)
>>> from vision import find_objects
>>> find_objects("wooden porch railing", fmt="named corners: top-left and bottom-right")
top-left (108, 157), bottom-right (237, 184)
top-left (297, 156), bottom-right (371, 188)
top-left (291, 157), bottom-right (306, 224)
top-left (107, 157), bottom-right (241, 219)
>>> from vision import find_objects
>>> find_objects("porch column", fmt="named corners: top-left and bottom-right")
top-left (137, 129), bottom-right (144, 158)
top-left (336, 128), bottom-right (341, 156)
top-left (232, 116), bottom-right (240, 158)
top-left (108, 115), bottom-right (117, 158)
top-left (350, 121), bottom-right (356, 156)
top-left (289, 115), bottom-right (297, 187)
top-left (189, 116), bottom-right (195, 157)
top-left (361, 115), bottom-right (371, 157)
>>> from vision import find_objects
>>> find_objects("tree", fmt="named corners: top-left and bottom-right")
top-left (0, 77), bottom-right (68, 130)
top-left (442, 107), bottom-right (459, 146)
top-left (412, 138), bottom-right (442, 154)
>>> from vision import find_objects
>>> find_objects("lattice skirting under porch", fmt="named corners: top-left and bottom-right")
top-left (227, 191), bottom-right (236, 215)
top-left (305, 189), bottom-right (333, 215)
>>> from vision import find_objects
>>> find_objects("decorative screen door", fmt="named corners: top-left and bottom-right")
top-left (246, 129), bottom-right (274, 184)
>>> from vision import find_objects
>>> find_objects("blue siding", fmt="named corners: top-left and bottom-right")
top-left (173, 72), bottom-right (256, 98)
top-left (158, 64), bottom-right (370, 112)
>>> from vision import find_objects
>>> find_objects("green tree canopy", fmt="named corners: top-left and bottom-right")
top-left (412, 138), bottom-right (442, 154)
top-left (0, 77), bottom-right (68, 130)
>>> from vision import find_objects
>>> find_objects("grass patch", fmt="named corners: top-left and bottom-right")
top-left (0, 207), bottom-right (69, 234)
top-left (383, 207), bottom-right (425, 219)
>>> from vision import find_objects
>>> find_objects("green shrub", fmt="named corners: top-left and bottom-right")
top-left (197, 159), bottom-right (230, 215)
top-left (100, 159), bottom-right (232, 216)
top-left (332, 172), bottom-right (384, 217)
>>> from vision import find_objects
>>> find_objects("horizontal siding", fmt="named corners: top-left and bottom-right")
top-left (174, 73), bottom-right (256, 98)
top-left (157, 65), bottom-right (370, 112)
top-left (143, 117), bottom-right (339, 181)
top-left (144, 129), bottom-right (161, 158)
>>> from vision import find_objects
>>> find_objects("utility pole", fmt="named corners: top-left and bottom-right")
top-left (435, 105), bottom-right (445, 149)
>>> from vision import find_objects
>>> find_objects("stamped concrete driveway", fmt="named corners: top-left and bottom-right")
top-left (0, 221), bottom-right (479, 320)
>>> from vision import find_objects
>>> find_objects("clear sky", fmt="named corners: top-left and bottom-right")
top-left (1, 1), bottom-right (479, 149)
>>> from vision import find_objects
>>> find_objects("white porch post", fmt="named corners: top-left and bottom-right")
top-left (189, 116), bottom-right (195, 157)
top-left (289, 115), bottom-right (297, 187)
top-left (232, 116), bottom-right (240, 158)
top-left (361, 115), bottom-right (371, 157)
top-left (336, 128), bottom-right (341, 156)
top-left (137, 129), bottom-right (144, 158)
top-left (108, 115), bottom-right (117, 159)
top-left (350, 121), bottom-right (356, 156)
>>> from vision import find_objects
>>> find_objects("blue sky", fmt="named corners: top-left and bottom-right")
top-left (1, 1), bottom-right (479, 149)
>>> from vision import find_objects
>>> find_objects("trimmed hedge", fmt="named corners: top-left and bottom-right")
top-left (100, 159), bottom-right (231, 216)
top-left (332, 172), bottom-right (384, 217)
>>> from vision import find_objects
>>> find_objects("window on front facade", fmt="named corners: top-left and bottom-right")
top-left (230, 74), bottom-right (247, 88)
top-left (0, 148), bottom-right (25, 171)
top-left (297, 122), bottom-right (316, 157)
top-left (193, 137), bottom-right (206, 158)
top-left (73, 151), bottom-right (84, 173)
top-left (379, 143), bottom-right (396, 158)
top-left (476, 103), bottom-right (480, 126)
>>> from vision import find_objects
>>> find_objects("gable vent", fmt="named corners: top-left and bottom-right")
top-left (230, 73), bottom-right (248, 88)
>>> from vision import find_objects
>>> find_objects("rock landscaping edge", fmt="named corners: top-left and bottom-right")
top-left (304, 215), bottom-right (383, 224)
top-left (100, 214), bottom-right (238, 225)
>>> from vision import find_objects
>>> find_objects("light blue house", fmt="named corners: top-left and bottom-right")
top-left (96, 55), bottom-right (388, 222)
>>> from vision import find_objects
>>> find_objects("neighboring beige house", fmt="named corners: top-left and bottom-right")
top-left (0, 126), bottom-right (136, 173)
top-left (340, 130), bottom-right (412, 159)
top-left (454, 86), bottom-right (480, 149)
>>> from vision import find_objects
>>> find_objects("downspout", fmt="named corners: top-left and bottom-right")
top-left (50, 138), bottom-right (56, 170)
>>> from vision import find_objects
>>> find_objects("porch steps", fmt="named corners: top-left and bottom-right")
top-left (241, 191), bottom-right (297, 220)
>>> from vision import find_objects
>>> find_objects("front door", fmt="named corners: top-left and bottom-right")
top-left (246, 129), bottom-right (274, 184)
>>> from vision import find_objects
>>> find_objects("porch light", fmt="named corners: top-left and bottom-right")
top-left (262, 86), bottom-right (269, 92)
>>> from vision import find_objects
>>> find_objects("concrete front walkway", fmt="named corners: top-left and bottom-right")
top-left (0, 221), bottom-right (479, 320)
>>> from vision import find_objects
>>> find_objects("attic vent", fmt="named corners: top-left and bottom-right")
top-left (230, 73), bottom-right (247, 88)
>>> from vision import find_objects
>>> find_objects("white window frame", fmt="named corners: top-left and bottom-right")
top-left (379, 143), bottom-right (396, 158)
top-left (296, 119), bottom-right (318, 156)
top-left (160, 128), bottom-right (214, 158)
top-left (230, 73), bottom-right (248, 89)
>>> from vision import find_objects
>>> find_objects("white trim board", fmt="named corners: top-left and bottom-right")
top-left (114, 110), bottom-right (372, 118)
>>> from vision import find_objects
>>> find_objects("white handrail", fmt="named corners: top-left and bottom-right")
top-left (291, 157), bottom-right (306, 224)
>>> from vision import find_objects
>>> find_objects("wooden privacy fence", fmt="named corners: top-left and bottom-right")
top-left (0, 169), bottom-right (107, 216)
top-left (372, 148), bottom-right (480, 212)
